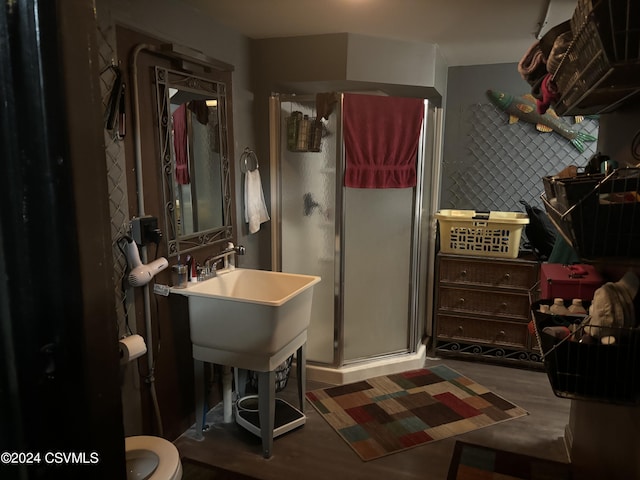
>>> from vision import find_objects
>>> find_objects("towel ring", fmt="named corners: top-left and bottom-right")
top-left (240, 147), bottom-right (259, 173)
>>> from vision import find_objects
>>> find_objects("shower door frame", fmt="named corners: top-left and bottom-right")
top-left (270, 93), bottom-right (433, 368)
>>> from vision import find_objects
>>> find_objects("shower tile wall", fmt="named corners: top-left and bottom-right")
top-left (96, 3), bottom-right (140, 435)
top-left (96, 2), bottom-right (132, 333)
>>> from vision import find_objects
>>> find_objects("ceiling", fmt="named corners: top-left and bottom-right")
top-left (181, 0), bottom-right (576, 66)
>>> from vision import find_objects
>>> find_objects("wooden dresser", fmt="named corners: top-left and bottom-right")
top-left (434, 252), bottom-right (541, 367)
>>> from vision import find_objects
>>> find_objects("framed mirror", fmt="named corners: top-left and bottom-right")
top-left (155, 66), bottom-right (232, 257)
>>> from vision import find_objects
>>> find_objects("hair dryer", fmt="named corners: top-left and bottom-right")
top-left (124, 238), bottom-right (168, 287)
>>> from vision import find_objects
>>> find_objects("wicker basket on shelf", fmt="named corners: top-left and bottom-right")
top-left (532, 300), bottom-right (640, 405)
top-left (552, 0), bottom-right (640, 115)
top-left (542, 168), bottom-right (640, 259)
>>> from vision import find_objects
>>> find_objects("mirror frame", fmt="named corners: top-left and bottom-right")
top-left (154, 66), bottom-right (233, 257)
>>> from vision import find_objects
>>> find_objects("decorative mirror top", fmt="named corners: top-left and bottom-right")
top-left (155, 66), bottom-right (232, 257)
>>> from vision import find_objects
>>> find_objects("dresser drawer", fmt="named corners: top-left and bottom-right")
top-left (438, 285), bottom-right (531, 320)
top-left (439, 255), bottom-right (538, 290)
top-left (436, 313), bottom-right (529, 348)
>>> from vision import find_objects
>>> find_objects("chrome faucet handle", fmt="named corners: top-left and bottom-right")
top-left (211, 257), bottom-right (223, 270)
top-left (202, 256), bottom-right (224, 278)
top-left (209, 262), bottom-right (218, 278)
top-left (225, 242), bottom-right (245, 255)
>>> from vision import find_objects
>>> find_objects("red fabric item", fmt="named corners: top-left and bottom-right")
top-left (172, 103), bottom-right (190, 185)
top-left (433, 392), bottom-right (481, 418)
top-left (536, 74), bottom-right (560, 114)
top-left (399, 430), bottom-right (433, 447)
top-left (540, 263), bottom-right (603, 300)
top-left (343, 94), bottom-right (424, 188)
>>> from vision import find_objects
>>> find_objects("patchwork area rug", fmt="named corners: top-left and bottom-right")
top-left (306, 365), bottom-right (528, 461)
top-left (447, 441), bottom-right (572, 480)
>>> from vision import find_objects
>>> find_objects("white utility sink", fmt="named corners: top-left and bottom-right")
top-left (170, 267), bottom-right (320, 458)
top-left (170, 268), bottom-right (320, 371)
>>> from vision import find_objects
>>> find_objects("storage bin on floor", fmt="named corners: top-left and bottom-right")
top-left (248, 355), bottom-right (293, 393)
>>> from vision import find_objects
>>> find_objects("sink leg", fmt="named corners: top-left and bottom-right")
top-left (193, 359), bottom-right (205, 440)
top-left (235, 368), bottom-right (248, 398)
top-left (222, 366), bottom-right (233, 423)
top-left (296, 344), bottom-right (306, 411)
top-left (258, 370), bottom-right (275, 459)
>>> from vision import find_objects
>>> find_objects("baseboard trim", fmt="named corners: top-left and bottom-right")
top-left (306, 344), bottom-right (427, 385)
top-left (563, 423), bottom-right (573, 461)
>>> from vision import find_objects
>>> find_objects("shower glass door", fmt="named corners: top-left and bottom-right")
top-left (342, 187), bottom-right (413, 361)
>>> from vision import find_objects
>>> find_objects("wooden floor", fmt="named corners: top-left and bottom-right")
top-left (175, 358), bottom-right (571, 480)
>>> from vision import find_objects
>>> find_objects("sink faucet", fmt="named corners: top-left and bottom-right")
top-left (202, 257), bottom-right (224, 278)
top-left (202, 242), bottom-right (245, 279)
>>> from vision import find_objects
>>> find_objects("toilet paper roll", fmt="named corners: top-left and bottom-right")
top-left (119, 334), bottom-right (147, 364)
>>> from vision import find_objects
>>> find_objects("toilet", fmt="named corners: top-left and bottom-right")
top-left (125, 435), bottom-right (182, 480)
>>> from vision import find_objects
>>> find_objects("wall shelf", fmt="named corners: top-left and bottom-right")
top-left (552, 0), bottom-right (640, 116)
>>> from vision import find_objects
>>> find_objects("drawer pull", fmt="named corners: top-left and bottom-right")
top-left (460, 270), bottom-right (467, 277)
top-left (458, 297), bottom-right (465, 304)
top-left (500, 302), bottom-right (508, 309)
top-left (498, 330), bottom-right (506, 336)
top-left (503, 273), bottom-right (511, 280)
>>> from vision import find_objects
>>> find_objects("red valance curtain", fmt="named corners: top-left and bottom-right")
top-left (343, 93), bottom-right (424, 189)
top-left (172, 103), bottom-right (190, 185)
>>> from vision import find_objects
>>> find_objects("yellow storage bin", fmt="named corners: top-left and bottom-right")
top-left (436, 209), bottom-right (529, 259)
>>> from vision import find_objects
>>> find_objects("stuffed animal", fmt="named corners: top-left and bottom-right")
top-left (584, 271), bottom-right (639, 343)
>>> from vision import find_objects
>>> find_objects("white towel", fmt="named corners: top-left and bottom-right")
top-left (244, 168), bottom-right (270, 234)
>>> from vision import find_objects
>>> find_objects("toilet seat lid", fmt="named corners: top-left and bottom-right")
top-left (125, 436), bottom-right (181, 480)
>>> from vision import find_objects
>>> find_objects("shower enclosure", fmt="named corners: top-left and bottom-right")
top-left (269, 93), bottom-right (441, 384)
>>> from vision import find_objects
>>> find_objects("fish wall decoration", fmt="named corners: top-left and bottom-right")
top-left (486, 89), bottom-right (596, 153)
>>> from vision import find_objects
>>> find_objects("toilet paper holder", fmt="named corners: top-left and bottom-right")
top-left (119, 334), bottom-right (147, 364)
